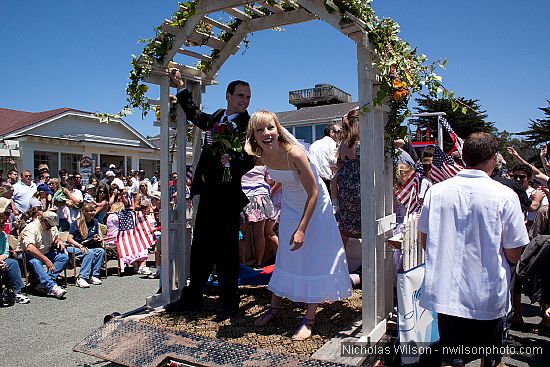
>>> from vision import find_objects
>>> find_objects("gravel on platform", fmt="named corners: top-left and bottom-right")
top-left (140, 286), bottom-right (363, 357)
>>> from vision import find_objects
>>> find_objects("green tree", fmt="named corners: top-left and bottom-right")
top-left (410, 94), bottom-right (496, 151)
top-left (497, 130), bottom-right (538, 167)
top-left (520, 100), bottom-right (550, 145)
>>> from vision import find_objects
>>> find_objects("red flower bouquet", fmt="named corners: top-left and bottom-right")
top-left (206, 119), bottom-right (245, 182)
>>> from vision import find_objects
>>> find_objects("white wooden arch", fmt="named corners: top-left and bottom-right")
top-left (144, 0), bottom-right (395, 345)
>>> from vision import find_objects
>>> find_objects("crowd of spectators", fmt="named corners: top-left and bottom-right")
top-left (0, 163), bottom-right (167, 304)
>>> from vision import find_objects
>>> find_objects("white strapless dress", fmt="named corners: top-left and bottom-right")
top-left (267, 165), bottom-right (351, 303)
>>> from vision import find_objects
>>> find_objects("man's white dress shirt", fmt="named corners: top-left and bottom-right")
top-left (418, 169), bottom-right (529, 320)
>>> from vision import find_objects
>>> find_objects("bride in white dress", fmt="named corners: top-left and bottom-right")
top-left (245, 110), bottom-right (351, 341)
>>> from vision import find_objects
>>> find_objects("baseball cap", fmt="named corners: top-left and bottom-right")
top-left (109, 164), bottom-right (116, 169)
top-left (105, 170), bottom-right (115, 178)
top-left (0, 197), bottom-right (11, 213)
top-left (37, 183), bottom-right (54, 195)
top-left (29, 197), bottom-right (42, 208)
top-left (85, 184), bottom-right (96, 190)
top-left (42, 211), bottom-right (58, 227)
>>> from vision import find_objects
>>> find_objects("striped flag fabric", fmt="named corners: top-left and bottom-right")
top-left (205, 130), bottom-right (214, 145)
top-left (117, 210), bottom-right (155, 259)
top-left (439, 117), bottom-right (464, 156)
top-left (429, 145), bottom-right (463, 183)
top-left (395, 172), bottom-right (421, 214)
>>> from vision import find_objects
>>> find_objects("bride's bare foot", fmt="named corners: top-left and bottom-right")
top-left (254, 307), bottom-right (281, 327)
top-left (291, 317), bottom-right (314, 341)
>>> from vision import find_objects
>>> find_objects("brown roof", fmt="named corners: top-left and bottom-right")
top-left (0, 107), bottom-right (77, 137)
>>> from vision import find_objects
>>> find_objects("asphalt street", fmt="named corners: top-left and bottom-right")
top-left (2, 268), bottom-right (158, 367)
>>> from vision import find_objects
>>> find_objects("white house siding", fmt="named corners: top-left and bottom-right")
top-left (5, 113), bottom-right (160, 177)
top-left (29, 113), bottom-right (150, 148)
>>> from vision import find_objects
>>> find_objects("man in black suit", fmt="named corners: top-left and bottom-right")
top-left (165, 69), bottom-right (254, 314)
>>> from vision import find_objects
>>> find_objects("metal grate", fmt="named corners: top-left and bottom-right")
top-left (74, 319), bottom-right (355, 367)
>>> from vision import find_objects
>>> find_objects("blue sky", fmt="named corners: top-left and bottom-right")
top-left (1, 1), bottom-right (548, 139)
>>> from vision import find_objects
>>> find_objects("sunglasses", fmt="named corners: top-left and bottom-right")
top-left (513, 174), bottom-right (527, 180)
top-left (23, 174), bottom-right (32, 178)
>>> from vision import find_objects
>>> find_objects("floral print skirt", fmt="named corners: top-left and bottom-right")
top-left (243, 194), bottom-right (276, 223)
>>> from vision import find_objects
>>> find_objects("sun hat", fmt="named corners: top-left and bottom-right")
top-left (0, 198), bottom-right (10, 213)
top-left (111, 178), bottom-right (124, 190)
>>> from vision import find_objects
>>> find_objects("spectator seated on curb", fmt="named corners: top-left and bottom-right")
top-left (0, 198), bottom-right (29, 304)
top-left (21, 211), bottom-right (68, 298)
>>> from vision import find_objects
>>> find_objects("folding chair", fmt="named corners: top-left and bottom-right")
top-left (57, 231), bottom-right (77, 286)
top-left (100, 224), bottom-right (121, 278)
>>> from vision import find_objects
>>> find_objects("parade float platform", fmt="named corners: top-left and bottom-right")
top-left (74, 287), bottom-right (375, 367)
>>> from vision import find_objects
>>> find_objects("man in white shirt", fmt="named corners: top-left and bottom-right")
top-left (308, 123), bottom-right (341, 195)
top-left (11, 169), bottom-right (37, 217)
top-left (418, 132), bottom-right (529, 367)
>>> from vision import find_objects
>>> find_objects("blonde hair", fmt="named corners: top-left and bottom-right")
top-left (397, 163), bottom-right (415, 185)
top-left (49, 178), bottom-right (60, 191)
top-left (108, 202), bottom-right (124, 214)
top-left (342, 108), bottom-right (360, 148)
top-left (245, 109), bottom-right (293, 157)
top-left (77, 203), bottom-right (96, 240)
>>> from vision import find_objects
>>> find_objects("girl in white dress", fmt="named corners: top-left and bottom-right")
top-left (245, 110), bottom-right (351, 341)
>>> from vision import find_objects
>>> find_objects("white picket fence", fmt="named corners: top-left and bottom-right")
top-left (401, 212), bottom-right (425, 271)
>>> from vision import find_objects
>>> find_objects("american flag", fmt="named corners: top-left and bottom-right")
top-left (205, 130), bottom-right (214, 145)
top-left (395, 171), bottom-right (421, 214)
top-left (117, 210), bottom-right (154, 259)
top-left (205, 116), bottom-right (229, 145)
top-left (429, 145), bottom-right (463, 183)
top-left (439, 117), bottom-right (464, 157)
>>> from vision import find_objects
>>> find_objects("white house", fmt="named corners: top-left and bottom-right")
top-left (0, 107), bottom-right (160, 179)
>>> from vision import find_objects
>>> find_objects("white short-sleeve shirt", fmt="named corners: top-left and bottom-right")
top-left (417, 169), bottom-right (529, 320)
top-left (308, 136), bottom-right (337, 181)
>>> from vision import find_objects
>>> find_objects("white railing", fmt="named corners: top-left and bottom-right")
top-left (401, 212), bottom-right (424, 271)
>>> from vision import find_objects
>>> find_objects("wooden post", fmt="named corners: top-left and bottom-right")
top-left (357, 32), bottom-right (377, 336)
top-left (373, 106), bottom-right (386, 323)
top-left (146, 75), bottom-right (175, 308)
top-left (383, 110), bottom-right (395, 317)
top-left (159, 75), bottom-right (174, 304)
